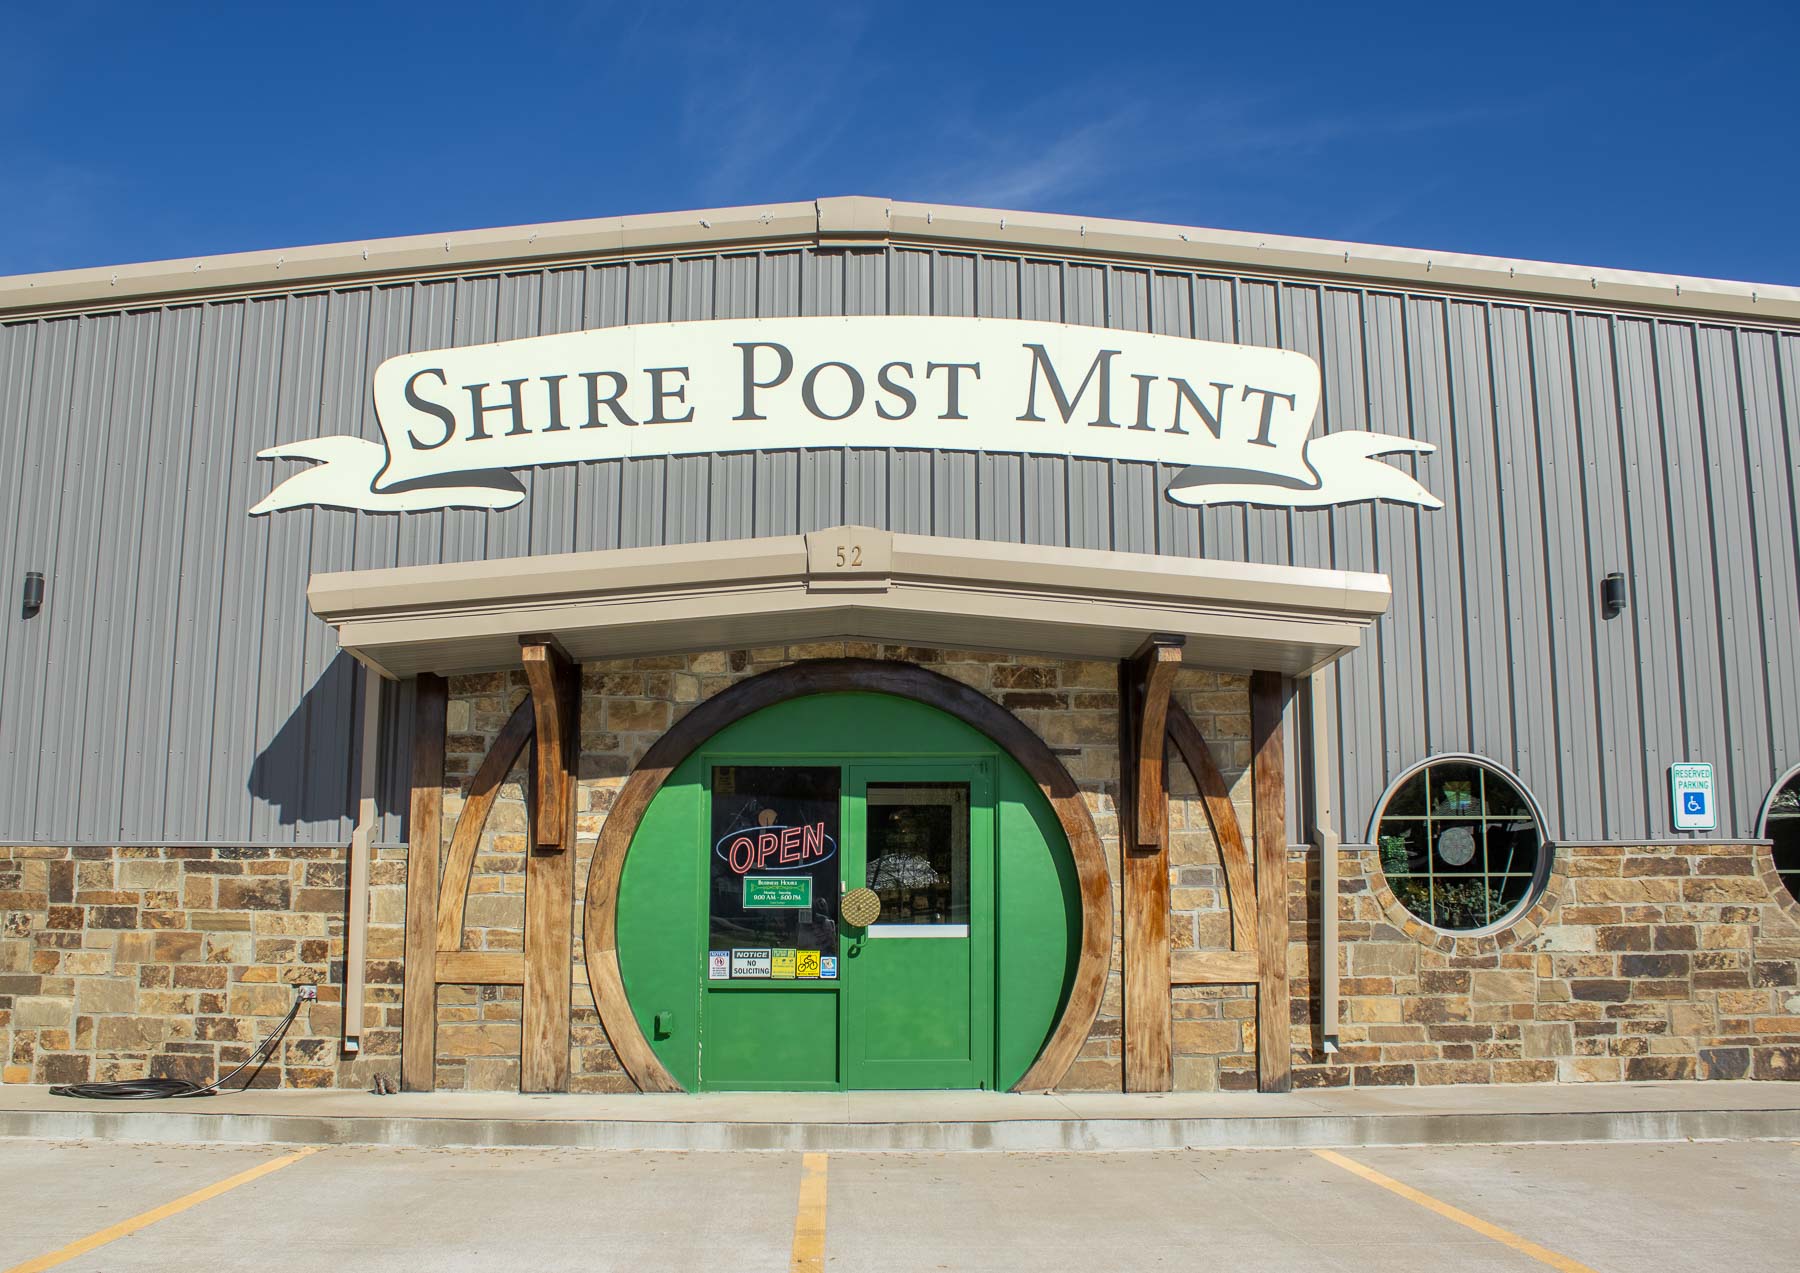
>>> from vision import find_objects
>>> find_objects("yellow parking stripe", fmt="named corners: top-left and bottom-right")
top-left (789, 1151), bottom-right (829, 1273)
top-left (1313, 1149), bottom-right (1600, 1273)
top-left (4, 1145), bottom-right (321, 1273)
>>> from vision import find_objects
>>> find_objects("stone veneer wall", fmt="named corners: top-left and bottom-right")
top-left (1287, 841), bottom-right (1800, 1087)
top-left (8, 647), bottom-right (1800, 1092)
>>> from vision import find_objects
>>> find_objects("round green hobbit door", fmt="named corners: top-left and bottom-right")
top-left (613, 691), bottom-right (1083, 1091)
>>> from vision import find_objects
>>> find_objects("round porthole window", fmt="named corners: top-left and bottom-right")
top-left (1760, 770), bottom-right (1800, 903)
top-left (1373, 758), bottom-right (1547, 933)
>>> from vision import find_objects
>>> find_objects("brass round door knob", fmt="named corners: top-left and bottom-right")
top-left (841, 887), bottom-right (881, 928)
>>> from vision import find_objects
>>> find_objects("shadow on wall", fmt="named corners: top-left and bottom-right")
top-left (247, 650), bottom-right (414, 838)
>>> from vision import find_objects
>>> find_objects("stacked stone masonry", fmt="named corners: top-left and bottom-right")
top-left (4, 645), bottom-right (1798, 1090)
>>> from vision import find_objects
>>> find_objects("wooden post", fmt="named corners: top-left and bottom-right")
top-left (1119, 636), bottom-right (1183, 1093)
top-left (520, 640), bottom-right (577, 1093)
top-left (1251, 671), bottom-right (1292, 1093)
top-left (401, 673), bottom-right (447, 1092)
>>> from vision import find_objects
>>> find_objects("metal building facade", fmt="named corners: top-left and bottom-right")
top-left (2, 218), bottom-right (1797, 849)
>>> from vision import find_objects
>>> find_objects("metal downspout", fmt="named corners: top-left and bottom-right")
top-left (343, 669), bottom-right (384, 1056)
top-left (1306, 666), bottom-right (1342, 1054)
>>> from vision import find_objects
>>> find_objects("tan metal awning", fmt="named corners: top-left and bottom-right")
top-left (309, 526), bottom-right (1392, 678)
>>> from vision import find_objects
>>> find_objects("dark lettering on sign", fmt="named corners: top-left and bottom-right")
top-left (715, 824), bottom-right (836, 875)
top-left (403, 368), bottom-right (457, 450)
top-left (1017, 343), bottom-right (1123, 428)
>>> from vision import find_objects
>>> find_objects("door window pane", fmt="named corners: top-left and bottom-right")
top-left (709, 766), bottom-right (840, 966)
top-left (864, 782), bottom-right (969, 926)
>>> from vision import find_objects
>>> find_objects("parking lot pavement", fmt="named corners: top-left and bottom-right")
top-left (0, 1137), bottom-right (1793, 1273)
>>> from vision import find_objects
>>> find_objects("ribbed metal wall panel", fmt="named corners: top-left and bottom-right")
top-left (3, 244), bottom-right (1799, 848)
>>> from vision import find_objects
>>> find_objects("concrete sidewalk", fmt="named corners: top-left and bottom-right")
top-left (4, 1080), bottom-right (1799, 1151)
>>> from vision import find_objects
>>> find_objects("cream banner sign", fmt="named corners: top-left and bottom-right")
top-left (250, 316), bottom-right (1441, 515)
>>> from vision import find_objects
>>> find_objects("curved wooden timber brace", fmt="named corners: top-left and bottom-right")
top-left (582, 658), bottom-right (1114, 1094)
top-left (520, 637), bottom-right (578, 1093)
top-left (1123, 669), bottom-right (1292, 1094)
top-left (1118, 635), bottom-right (1185, 1092)
top-left (400, 643), bottom-right (579, 1094)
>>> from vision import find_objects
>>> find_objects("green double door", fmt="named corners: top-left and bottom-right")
top-left (698, 756), bottom-right (995, 1090)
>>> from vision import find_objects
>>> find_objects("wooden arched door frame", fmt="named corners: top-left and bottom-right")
top-left (582, 657), bottom-right (1113, 1093)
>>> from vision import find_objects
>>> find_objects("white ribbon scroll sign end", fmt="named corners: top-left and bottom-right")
top-left (250, 438), bottom-right (527, 516)
top-left (1165, 432), bottom-right (1442, 510)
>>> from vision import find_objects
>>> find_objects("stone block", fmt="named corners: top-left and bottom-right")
top-left (1470, 970), bottom-right (1534, 1004)
top-left (95, 1016), bottom-right (165, 1051)
top-left (436, 1023), bottom-right (522, 1057)
top-left (1698, 1047), bottom-right (1750, 1080)
top-left (75, 979), bottom-right (138, 1014)
top-left (12, 996), bottom-right (71, 1029)
top-left (217, 878), bottom-right (292, 911)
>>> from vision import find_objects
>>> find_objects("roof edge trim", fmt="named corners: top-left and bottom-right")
top-left (5, 195), bottom-right (1795, 326)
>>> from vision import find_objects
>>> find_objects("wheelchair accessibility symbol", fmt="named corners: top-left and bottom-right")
top-left (1684, 792), bottom-right (1707, 816)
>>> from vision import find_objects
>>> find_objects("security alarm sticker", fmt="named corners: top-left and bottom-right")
top-left (730, 948), bottom-right (772, 979)
top-left (819, 956), bottom-right (838, 980)
top-left (708, 950), bottom-right (730, 981)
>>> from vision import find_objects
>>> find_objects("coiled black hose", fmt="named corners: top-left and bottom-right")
top-left (48, 991), bottom-right (309, 1100)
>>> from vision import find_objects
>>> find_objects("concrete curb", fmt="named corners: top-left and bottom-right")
top-left (6, 1105), bottom-right (1799, 1152)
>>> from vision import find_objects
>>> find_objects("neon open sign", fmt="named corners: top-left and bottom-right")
top-left (715, 823), bottom-right (836, 875)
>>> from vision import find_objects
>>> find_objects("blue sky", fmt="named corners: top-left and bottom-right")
top-left (5, 2), bottom-right (1797, 284)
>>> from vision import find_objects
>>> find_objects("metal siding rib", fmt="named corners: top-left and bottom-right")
top-left (759, 252), bottom-right (801, 317)
top-left (293, 288), bottom-right (373, 843)
top-left (890, 449), bottom-right (932, 534)
top-left (1489, 305), bottom-right (1557, 827)
top-left (889, 249), bottom-right (931, 316)
top-left (932, 450), bottom-right (977, 539)
top-left (481, 272), bottom-right (542, 562)
top-left (802, 249), bottom-right (843, 317)
top-left (529, 269), bottom-right (586, 558)
top-left (1018, 260), bottom-right (1062, 322)
top-left (248, 297), bottom-right (322, 844)
top-left (34, 315), bottom-right (115, 840)
top-left (395, 280), bottom-right (457, 569)
top-left (709, 452), bottom-right (754, 541)
top-left (438, 276), bottom-right (499, 565)
top-left (753, 450), bottom-right (799, 538)
top-left (978, 256), bottom-right (1019, 319)
top-left (843, 249), bottom-right (886, 316)
top-left (798, 449), bottom-right (844, 531)
top-left (978, 453), bottom-right (1024, 543)
top-left (75, 311), bottom-right (161, 843)
top-left (1406, 296), bottom-right (1468, 754)
top-left (0, 324), bottom-right (40, 811)
top-left (1366, 293), bottom-right (1425, 824)
top-left (1240, 282), bottom-right (1288, 567)
top-left (1529, 309), bottom-right (1602, 839)
top-left (843, 449), bottom-right (887, 527)
top-left (1695, 325), bottom-right (1766, 833)
top-left (1445, 301), bottom-right (1514, 764)
top-left (1320, 288), bottom-right (1381, 837)
top-left (933, 252), bottom-right (976, 316)
top-left (1654, 323), bottom-right (1731, 829)
top-left (2, 320), bottom-right (78, 836)
top-left (161, 301), bottom-right (248, 842)
top-left (1573, 313), bottom-right (1647, 834)
top-left (1194, 276), bottom-right (1245, 562)
top-left (1613, 318), bottom-right (1681, 830)
top-left (1022, 455), bottom-right (1068, 547)
top-left (206, 297), bottom-right (287, 842)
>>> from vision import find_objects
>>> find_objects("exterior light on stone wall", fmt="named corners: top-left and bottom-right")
top-left (1601, 572), bottom-right (1627, 620)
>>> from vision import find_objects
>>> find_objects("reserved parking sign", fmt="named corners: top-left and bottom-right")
top-left (1670, 763), bottom-right (1716, 832)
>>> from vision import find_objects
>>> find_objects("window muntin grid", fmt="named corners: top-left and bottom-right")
top-left (1764, 773), bottom-right (1800, 903)
top-left (1375, 760), bottom-right (1543, 932)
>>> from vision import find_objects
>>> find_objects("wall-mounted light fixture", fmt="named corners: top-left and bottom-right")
top-left (1601, 571), bottom-right (1627, 620)
top-left (21, 571), bottom-right (45, 619)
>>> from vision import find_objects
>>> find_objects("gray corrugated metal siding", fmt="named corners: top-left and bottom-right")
top-left (1, 245), bottom-right (1797, 847)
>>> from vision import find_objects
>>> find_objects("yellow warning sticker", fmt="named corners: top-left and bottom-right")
top-left (796, 949), bottom-right (821, 979)
top-left (771, 948), bottom-right (797, 979)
